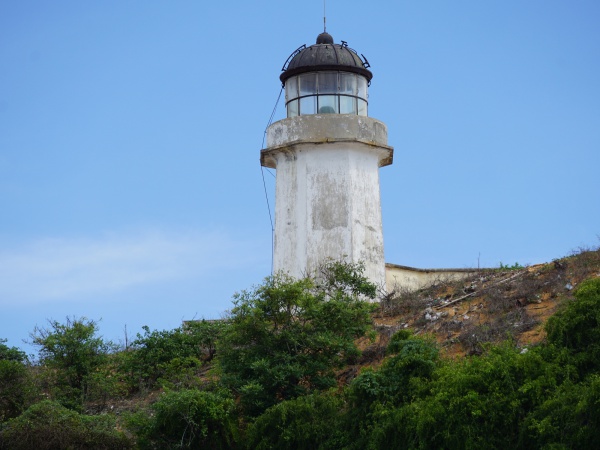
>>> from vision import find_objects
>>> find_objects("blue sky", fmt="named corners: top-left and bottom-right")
top-left (1, 1), bottom-right (599, 352)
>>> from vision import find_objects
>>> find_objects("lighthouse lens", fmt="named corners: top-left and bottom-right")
top-left (340, 73), bottom-right (357, 95)
top-left (300, 96), bottom-right (316, 115)
top-left (318, 95), bottom-right (338, 114)
top-left (288, 99), bottom-right (299, 117)
top-left (318, 73), bottom-right (338, 94)
top-left (285, 77), bottom-right (298, 101)
top-left (299, 74), bottom-right (317, 96)
top-left (357, 99), bottom-right (367, 116)
top-left (340, 96), bottom-right (356, 114)
top-left (357, 77), bottom-right (367, 99)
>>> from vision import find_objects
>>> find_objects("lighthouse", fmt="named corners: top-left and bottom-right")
top-left (261, 31), bottom-right (393, 290)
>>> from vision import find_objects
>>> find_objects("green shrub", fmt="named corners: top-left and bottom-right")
top-left (0, 400), bottom-right (132, 449)
top-left (0, 339), bottom-right (27, 363)
top-left (246, 392), bottom-right (345, 450)
top-left (85, 364), bottom-right (128, 408)
top-left (546, 277), bottom-right (600, 374)
top-left (498, 262), bottom-right (525, 270)
top-left (521, 375), bottom-right (600, 449)
top-left (346, 333), bottom-right (440, 448)
top-left (0, 360), bottom-right (37, 423)
top-left (343, 339), bottom-right (589, 450)
top-left (128, 389), bottom-right (238, 449)
top-left (350, 332), bottom-right (438, 407)
top-left (0, 340), bottom-right (37, 422)
top-left (157, 356), bottom-right (204, 390)
top-left (411, 346), bottom-right (529, 448)
top-left (29, 317), bottom-right (113, 410)
top-left (119, 320), bottom-right (226, 392)
top-left (218, 261), bottom-right (376, 416)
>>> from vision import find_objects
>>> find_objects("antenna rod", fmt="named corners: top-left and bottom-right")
top-left (323, 0), bottom-right (326, 32)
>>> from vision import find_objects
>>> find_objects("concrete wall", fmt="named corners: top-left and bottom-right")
top-left (385, 263), bottom-right (481, 293)
top-left (262, 115), bottom-right (393, 289)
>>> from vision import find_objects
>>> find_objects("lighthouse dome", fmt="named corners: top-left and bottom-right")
top-left (280, 33), bottom-right (372, 84)
top-left (281, 33), bottom-right (373, 117)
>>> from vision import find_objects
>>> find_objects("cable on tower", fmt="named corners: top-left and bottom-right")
top-left (260, 86), bottom-right (283, 274)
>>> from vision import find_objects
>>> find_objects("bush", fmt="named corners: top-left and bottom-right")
top-left (350, 331), bottom-right (438, 412)
top-left (0, 339), bottom-right (27, 363)
top-left (29, 317), bottom-right (112, 409)
top-left (411, 346), bottom-right (528, 448)
top-left (346, 332), bottom-right (440, 448)
top-left (0, 340), bottom-right (36, 422)
top-left (0, 360), bottom-right (37, 423)
top-left (119, 320), bottom-right (226, 392)
top-left (0, 400), bottom-right (132, 450)
top-left (85, 363), bottom-right (128, 410)
top-left (218, 261), bottom-right (376, 416)
top-left (341, 338), bottom-right (588, 450)
top-left (521, 375), bottom-right (600, 449)
top-left (127, 389), bottom-right (238, 449)
top-left (246, 392), bottom-right (345, 450)
top-left (546, 277), bottom-right (600, 374)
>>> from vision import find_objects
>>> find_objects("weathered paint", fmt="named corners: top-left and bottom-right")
top-left (261, 115), bottom-right (393, 292)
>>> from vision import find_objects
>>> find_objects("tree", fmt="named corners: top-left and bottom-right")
top-left (0, 339), bottom-right (27, 363)
top-left (118, 319), bottom-right (227, 392)
top-left (0, 340), bottom-right (37, 422)
top-left (29, 317), bottom-right (111, 409)
top-left (218, 261), bottom-right (376, 416)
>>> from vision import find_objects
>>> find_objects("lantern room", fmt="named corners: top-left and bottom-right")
top-left (280, 32), bottom-right (373, 117)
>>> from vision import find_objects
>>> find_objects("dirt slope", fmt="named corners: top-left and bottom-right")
top-left (364, 246), bottom-right (600, 361)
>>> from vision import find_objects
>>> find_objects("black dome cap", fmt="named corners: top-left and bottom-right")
top-left (280, 33), bottom-right (372, 84)
top-left (316, 32), bottom-right (334, 44)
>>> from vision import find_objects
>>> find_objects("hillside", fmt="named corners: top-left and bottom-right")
top-left (358, 245), bottom-right (600, 362)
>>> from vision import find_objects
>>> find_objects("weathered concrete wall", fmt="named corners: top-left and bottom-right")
top-left (385, 263), bottom-right (480, 292)
top-left (261, 115), bottom-right (393, 291)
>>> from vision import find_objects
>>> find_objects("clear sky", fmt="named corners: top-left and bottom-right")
top-left (1, 1), bottom-right (599, 352)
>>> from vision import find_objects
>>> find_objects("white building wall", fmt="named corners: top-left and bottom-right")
top-left (385, 263), bottom-right (482, 292)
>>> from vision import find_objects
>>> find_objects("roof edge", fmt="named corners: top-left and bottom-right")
top-left (280, 64), bottom-right (373, 83)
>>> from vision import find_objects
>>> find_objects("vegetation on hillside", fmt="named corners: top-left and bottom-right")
top-left (1, 250), bottom-right (600, 449)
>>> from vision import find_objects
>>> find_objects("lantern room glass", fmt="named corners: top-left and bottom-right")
top-left (284, 71), bottom-right (368, 118)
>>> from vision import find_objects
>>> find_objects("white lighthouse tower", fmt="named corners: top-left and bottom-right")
top-left (261, 31), bottom-right (393, 289)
